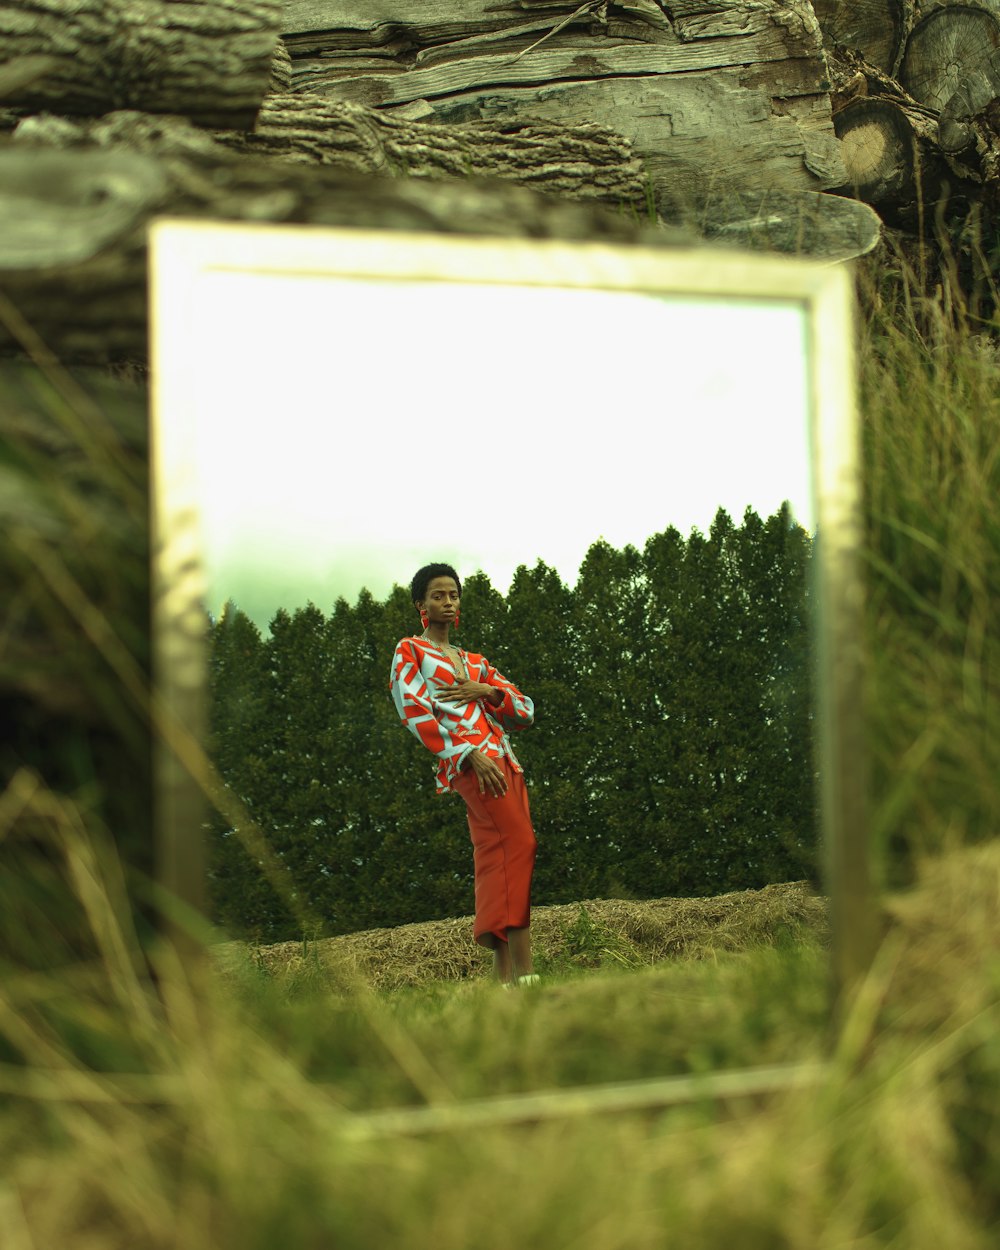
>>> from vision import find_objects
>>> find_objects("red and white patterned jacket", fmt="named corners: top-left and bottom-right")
top-left (389, 636), bottom-right (534, 794)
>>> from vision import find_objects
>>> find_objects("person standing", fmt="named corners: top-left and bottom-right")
top-left (389, 563), bottom-right (540, 987)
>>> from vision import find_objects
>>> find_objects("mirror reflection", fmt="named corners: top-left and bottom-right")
top-left (167, 241), bottom-right (819, 956)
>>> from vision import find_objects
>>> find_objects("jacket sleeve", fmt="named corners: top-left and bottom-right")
top-left (482, 658), bottom-right (534, 731)
top-left (390, 639), bottom-right (477, 770)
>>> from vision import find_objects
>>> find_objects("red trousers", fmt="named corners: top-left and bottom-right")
top-left (452, 756), bottom-right (537, 947)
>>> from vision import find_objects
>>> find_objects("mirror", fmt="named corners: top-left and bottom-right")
top-left (149, 221), bottom-right (870, 1039)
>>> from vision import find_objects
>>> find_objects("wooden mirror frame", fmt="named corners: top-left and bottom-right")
top-left (149, 220), bottom-right (873, 1107)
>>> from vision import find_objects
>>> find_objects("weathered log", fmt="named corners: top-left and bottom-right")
top-left (825, 43), bottom-right (915, 110)
top-left (12, 98), bottom-right (649, 212)
top-left (8, 96), bottom-right (883, 267)
top-left (933, 48), bottom-right (1000, 197)
top-left (281, 0), bottom-right (848, 213)
top-left (832, 95), bottom-right (980, 218)
top-left (700, 188), bottom-right (882, 260)
top-left (938, 47), bottom-right (1000, 153)
top-left (835, 97), bottom-right (925, 205)
top-left (220, 92), bottom-right (649, 208)
top-left (899, 6), bottom-right (1000, 112)
top-left (0, 0), bottom-right (283, 128)
top-left (812, 0), bottom-right (904, 76)
top-left (0, 143), bottom-right (676, 365)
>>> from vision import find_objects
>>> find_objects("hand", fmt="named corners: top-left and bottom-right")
top-left (466, 750), bottom-right (508, 798)
top-left (439, 678), bottom-right (491, 704)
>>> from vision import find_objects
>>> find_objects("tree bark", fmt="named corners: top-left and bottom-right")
top-left (281, 0), bottom-right (848, 214)
top-left (220, 91), bottom-right (649, 208)
top-left (0, 143), bottom-right (671, 365)
top-left (12, 97), bottom-right (649, 210)
top-left (899, 6), bottom-right (1000, 113)
top-left (826, 43), bottom-right (915, 109)
top-left (0, 0), bottom-right (283, 128)
top-left (269, 39), bottom-right (293, 95)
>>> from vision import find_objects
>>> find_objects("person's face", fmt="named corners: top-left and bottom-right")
top-left (418, 576), bottom-right (460, 625)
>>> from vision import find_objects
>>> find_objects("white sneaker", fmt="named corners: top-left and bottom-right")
top-left (515, 973), bottom-right (540, 988)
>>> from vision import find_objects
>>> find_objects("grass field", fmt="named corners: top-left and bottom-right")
top-left (1, 829), bottom-right (998, 1248)
top-left (2, 239), bottom-right (999, 1246)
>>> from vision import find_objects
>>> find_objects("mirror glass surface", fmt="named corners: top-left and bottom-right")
top-left (150, 222), bottom-right (863, 1009)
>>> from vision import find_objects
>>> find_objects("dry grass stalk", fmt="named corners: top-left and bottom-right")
top-left (213, 879), bottom-right (829, 993)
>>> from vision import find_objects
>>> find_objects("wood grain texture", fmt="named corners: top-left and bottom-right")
top-left (404, 71), bottom-right (846, 213)
top-left (11, 96), bottom-right (649, 210)
top-left (900, 5), bottom-right (1000, 112)
top-left (812, 0), bottom-right (904, 75)
top-left (701, 187), bottom-right (882, 259)
top-left (832, 93), bottom-right (980, 221)
top-left (0, 0), bottom-right (284, 127)
top-left (289, 4), bottom-right (824, 106)
top-left (281, 0), bottom-right (846, 207)
top-left (0, 147), bottom-right (168, 269)
top-left (938, 47), bottom-right (1000, 154)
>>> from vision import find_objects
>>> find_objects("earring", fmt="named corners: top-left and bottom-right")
top-left (419, 608), bottom-right (429, 628)
top-left (453, 608), bottom-right (460, 632)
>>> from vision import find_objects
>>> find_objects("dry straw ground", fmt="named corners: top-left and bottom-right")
top-left (213, 879), bottom-right (829, 992)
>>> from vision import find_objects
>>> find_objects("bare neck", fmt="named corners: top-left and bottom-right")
top-left (421, 624), bottom-right (454, 648)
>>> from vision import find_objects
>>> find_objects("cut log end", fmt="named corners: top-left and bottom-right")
top-left (834, 98), bottom-right (916, 204)
top-left (938, 49), bottom-right (1000, 153)
top-left (900, 6), bottom-right (1000, 112)
top-left (812, 0), bottom-right (903, 74)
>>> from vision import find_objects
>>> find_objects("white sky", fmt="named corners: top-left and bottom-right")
top-left (186, 274), bottom-right (813, 632)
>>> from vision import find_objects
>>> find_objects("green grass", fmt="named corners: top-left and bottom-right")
top-left (2, 242), bottom-right (1000, 1247)
top-left (222, 939), bottom-right (829, 1110)
top-left (2, 825), bottom-right (998, 1250)
top-left (857, 241), bottom-right (1000, 884)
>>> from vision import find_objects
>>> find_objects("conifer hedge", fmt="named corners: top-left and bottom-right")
top-left (206, 505), bottom-right (817, 940)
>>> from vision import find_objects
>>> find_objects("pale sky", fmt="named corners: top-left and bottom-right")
top-left (185, 274), bottom-right (813, 633)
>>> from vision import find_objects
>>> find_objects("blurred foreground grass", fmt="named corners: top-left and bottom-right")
top-left (0, 798), bottom-right (998, 1249)
top-left (1, 242), bottom-right (999, 1246)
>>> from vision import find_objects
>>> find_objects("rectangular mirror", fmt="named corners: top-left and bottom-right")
top-left (149, 221), bottom-right (870, 1061)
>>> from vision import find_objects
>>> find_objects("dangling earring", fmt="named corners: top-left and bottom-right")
top-left (419, 608), bottom-right (429, 629)
top-left (453, 607), bottom-right (460, 632)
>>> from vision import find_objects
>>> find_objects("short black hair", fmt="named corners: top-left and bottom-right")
top-left (411, 563), bottom-right (462, 605)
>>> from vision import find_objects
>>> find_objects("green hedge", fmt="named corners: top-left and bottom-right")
top-left (206, 505), bottom-right (817, 941)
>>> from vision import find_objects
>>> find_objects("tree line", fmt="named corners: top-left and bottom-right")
top-left (206, 504), bottom-right (818, 942)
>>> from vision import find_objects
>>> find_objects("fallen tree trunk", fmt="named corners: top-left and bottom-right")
top-left (0, 0), bottom-right (283, 127)
top-left (281, 0), bottom-right (849, 217)
top-left (0, 143), bottom-right (672, 365)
